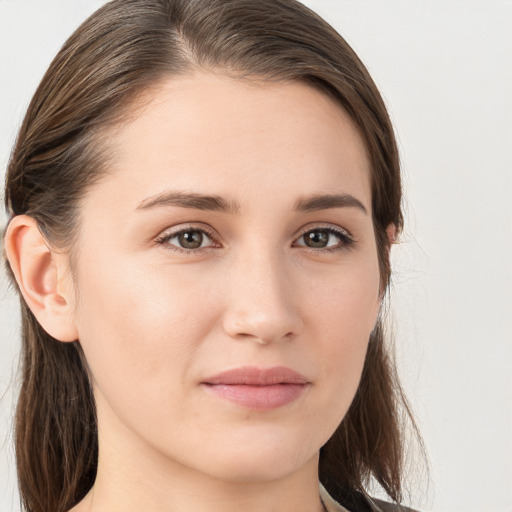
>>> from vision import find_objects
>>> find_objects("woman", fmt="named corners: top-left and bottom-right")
top-left (3, 1), bottom-right (421, 511)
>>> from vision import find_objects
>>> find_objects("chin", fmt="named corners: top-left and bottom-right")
top-left (203, 459), bottom-right (308, 484)
top-left (188, 435), bottom-right (318, 483)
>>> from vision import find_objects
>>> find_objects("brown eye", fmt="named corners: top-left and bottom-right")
top-left (303, 229), bottom-right (330, 248)
top-left (177, 230), bottom-right (204, 249)
top-left (157, 227), bottom-right (217, 253)
top-left (295, 227), bottom-right (354, 252)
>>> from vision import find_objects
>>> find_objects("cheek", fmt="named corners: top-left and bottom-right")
top-left (306, 253), bottom-right (380, 413)
top-left (309, 249), bottom-right (381, 340)
top-left (72, 251), bottom-right (218, 417)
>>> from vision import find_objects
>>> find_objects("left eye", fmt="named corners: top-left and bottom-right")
top-left (295, 227), bottom-right (353, 251)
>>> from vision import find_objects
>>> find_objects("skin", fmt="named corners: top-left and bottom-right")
top-left (7, 72), bottom-right (388, 512)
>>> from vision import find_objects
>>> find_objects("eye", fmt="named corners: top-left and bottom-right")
top-left (156, 226), bottom-right (218, 254)
top-left (294, 226), bottom-right (354, 252)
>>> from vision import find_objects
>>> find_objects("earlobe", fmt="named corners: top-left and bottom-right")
top-left (386, 223), bottom-right (398, 245)
top-left (4, 215), bottom-right (78, 342)
top-left (377, 223), bottom-right (398, 301)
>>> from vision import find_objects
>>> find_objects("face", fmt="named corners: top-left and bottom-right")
top-left (70, 72), bottom-right (381, 483)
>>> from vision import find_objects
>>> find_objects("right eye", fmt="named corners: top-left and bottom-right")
top-left (156, 226), bottom-right (219, 254)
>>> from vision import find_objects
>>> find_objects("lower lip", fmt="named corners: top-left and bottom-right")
top-left (202, 383), bottom-right (308, 410)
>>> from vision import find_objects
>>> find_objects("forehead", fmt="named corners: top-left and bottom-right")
top-left (90, 72), bottom-right (371, 215)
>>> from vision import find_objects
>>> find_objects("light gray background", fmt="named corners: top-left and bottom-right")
top-left (1, 1), bottom-right (511, 511)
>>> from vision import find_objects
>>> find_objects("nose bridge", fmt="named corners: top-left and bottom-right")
top-left (222, 243), bottom-right (302, 344)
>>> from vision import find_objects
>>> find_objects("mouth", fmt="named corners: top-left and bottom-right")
top-left (201, 366), bottom-right (310, 410)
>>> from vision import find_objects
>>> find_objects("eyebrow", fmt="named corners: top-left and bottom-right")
top-left (294, 193), bottom-right (367, 215)
top-left (137, 192), bottom-right (241, 214)
top-left (137, 191), bottom-right (367, 215)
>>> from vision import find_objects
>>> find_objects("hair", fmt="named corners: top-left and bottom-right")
top-left (3, 1), bottom-right (421, 511)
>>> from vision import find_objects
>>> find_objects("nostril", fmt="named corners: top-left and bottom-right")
top-left (221, 265), bottom-right (303, 343)
top-left (222, 309), bottom-right (300, 345)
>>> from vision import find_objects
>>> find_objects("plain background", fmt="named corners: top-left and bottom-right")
top-left (0, 1), bottom-right (511, 511)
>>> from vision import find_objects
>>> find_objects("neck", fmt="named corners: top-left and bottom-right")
top-left (71, 400), bottom-right (326, 512)
top-left (76, 454), bottom-right (325, 512)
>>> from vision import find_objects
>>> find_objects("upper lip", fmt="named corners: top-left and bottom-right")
top-left (202, 366), bottom-right (309, 385)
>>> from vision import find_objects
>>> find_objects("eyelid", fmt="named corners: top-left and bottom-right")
top-left (295, 222), bottom-right (353, 240)
top-left (293, 223), bottom-right (355, 252)
top-left (155, 222), bottom-right (355, 254)
top-left (156, 223), bottom-right (220, 253)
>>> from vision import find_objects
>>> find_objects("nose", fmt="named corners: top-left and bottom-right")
top-left (221, 250), bottom-right (303, 345)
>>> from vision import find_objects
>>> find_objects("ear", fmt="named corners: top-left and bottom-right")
top-left (376, 223), bottom-right (398, 301)
top-left (386, 223), bottom-right (398, 245)
top-left (4, 215), bottom-right (78, 342)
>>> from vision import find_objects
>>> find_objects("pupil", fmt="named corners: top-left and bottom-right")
top-left (306, 230), bottom-right (328, 248)
top-left (179, 231), bottom-right (203, 249)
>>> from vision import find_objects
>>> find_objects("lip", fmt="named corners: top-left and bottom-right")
top-left (201, 366), bottom-right (310, 410)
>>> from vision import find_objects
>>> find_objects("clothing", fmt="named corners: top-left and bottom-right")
top-left (320, 483), bottom-right (350, 512)
top-left (320, 482), bottom-right (418, 512)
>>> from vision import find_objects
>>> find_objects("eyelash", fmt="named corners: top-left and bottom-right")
top-left (155, 225), bottom-right (219, 255)
top-left (155, 224), bottom-right (355, 255)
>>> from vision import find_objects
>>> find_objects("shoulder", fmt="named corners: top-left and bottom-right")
top-left (320, 482), bottom-right (420, 512)
top-left (369, 497), bottom-right (418, 512)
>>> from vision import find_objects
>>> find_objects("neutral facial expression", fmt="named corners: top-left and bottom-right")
top-left (70, 72), bottom-right (381, 482)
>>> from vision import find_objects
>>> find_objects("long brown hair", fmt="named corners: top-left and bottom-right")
top-left (3, 1), bottom-right (419, 511)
